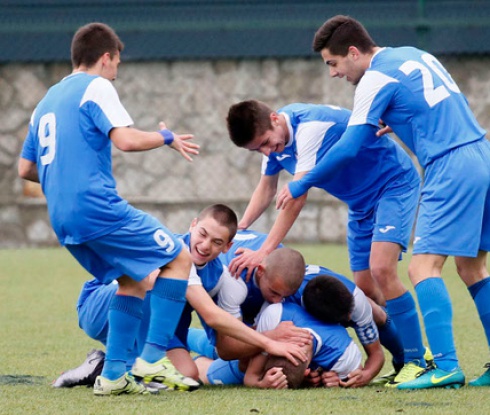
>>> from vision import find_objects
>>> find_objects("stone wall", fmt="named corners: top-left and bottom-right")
top-left (1, 56), bottom-right (489, 247)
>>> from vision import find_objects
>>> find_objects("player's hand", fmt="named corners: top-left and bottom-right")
top-left (276, 184), bottom-right (294, 210)
top-left (264, 340), bottom-right (308, 366)
top-left (159, 121), bottom-right (199, 162)
top-left (269, 321), bottom-right (312, 347)
top-left (321, 370), bottom-right (341, 388)
top-left (303, 368), bottom-right (322, 387)
top-left (376, 121), bottom-right (393, 137)
top-left (339, 368), bottom-right (368, 388)
top-left (228, 248), bottom-right (265, 282)
top-left (259, 367), bottom-right (288, 389)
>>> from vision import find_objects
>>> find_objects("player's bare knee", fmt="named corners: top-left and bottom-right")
top-left (370, 263), bottom-right (397, 286)
top-left (117, 275), bottom-right (147, 298)
top-left (162, 248), bottom-right (192, 280)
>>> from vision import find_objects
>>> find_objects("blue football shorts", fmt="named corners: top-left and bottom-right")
top-left (207, 358), bottom-right (245, 385)
top-left (347, 183), bottom-right (420, 272)
top-left (77, 280), bottom-right (117, 344)
top-left (66, 209), bottom-right (183, 284)
top-left (413, 139), bottom-right (490, 256)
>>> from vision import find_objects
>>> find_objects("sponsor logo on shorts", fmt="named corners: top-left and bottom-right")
top-left (413, 236), bottom-right (421, 244)
top-left (379, 225), bottom-right (396, 234)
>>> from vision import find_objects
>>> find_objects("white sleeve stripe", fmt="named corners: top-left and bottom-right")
top-left (296, 121), bottom-right (335, 173)
top-left (80, 77), bottom-right (133, 127)
top-left (348, 71), bottom-right (398, 126)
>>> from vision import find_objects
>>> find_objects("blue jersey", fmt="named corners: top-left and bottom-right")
top-left (350, 47), bottom-right (486, 168)
top-left (264, 103), bottom-right (419, 213)
top-left (258, 302), bottom-right (354, 372)
top-left (21, 73), bottom-right (134, 245)
top-left (286, 265), bottom-right (379, 345)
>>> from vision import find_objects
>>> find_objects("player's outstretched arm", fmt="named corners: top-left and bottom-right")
top-left (159, 121), bottom-right (199, 162)
top-left (276, 124), bottom-right (378, 209)
top-left (109, 121), bottom-right (199, 161)
top-left (340, 341), bottom-right (384, 388)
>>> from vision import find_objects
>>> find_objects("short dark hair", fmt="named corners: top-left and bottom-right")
top-left (71, 22), bottom-right (124, 68)
top-left (263, 355), bottom-right (308, 389)
top-left (226, 100), bottom-right (273, 147)
top-left (197, 204), bottom-right (238, 242)
top-left (302, 275), bottom-right (354, 326)
top-left (312, 15), bottom-right (376, 56)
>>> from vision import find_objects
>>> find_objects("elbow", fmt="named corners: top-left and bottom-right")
top-left (113, 139), bottom-right (135, 152)
top-left (18, 166), bottom-right (29, 180)
top-left (204, 313), bottom-right (220, 329)
top-left (18, 159), bottom-right (37, 181)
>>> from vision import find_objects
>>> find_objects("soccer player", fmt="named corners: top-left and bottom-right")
top-left (54, 205), bottom-right (308, 388)
top-left (277, 15), bottom-right (490, 389)
top-left (226, 100), bottom-right (425, 385)
top-left (18, 22), bottom-right (202, 396)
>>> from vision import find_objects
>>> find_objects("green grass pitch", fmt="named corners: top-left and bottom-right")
top-left (1, 244), bottom-right (490, 415)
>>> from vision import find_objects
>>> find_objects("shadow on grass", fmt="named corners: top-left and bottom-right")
top-left (0, 375), bottom-right (46, 385)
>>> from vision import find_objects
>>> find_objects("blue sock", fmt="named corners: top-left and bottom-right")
top-left (386, 291), bottom-right (426, 366)
top-left (468, 277), bottom-right (490, 349)
top-left (187, 328), bottom-right (218, 359)
top-left (140, 277), bottom-right (188, 363)
top-left (102, 295), bottom-right (143, 381)
top-left (416, 277), bottom-right (458, 371)
top-left (378, 309), bottom-right (405, 370)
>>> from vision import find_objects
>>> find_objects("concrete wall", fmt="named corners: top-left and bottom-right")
top-left (2, 56), bottom-right (489, 247)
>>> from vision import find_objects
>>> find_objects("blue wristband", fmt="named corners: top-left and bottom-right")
top-left (159, 129), bottom-right (174, 145)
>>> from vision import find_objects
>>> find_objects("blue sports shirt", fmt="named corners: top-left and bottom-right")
top-left (258, 302), bottom-right (354, 372)
top-left (265, 103), bottom-right (419, 213)
top-left (21, 73), bottom-right (134, 245)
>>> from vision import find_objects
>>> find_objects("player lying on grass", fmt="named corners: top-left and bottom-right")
top-left (195, 276), bottom-right (365, 389)
top-left (53, 204), bottom-right (309, 390)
